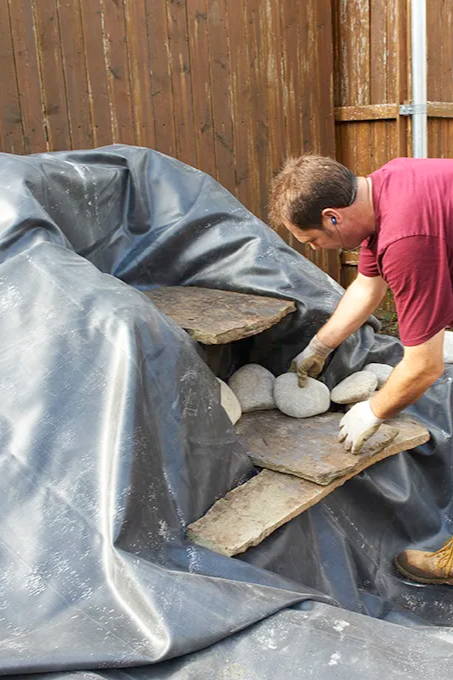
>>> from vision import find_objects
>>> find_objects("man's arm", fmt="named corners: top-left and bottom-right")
top-left (339, 329), bottom-right (444, 453)
top-left (292, 273), bottom-right (387, 385)
top-left (370, 329), bottom-right (445, 419)
top-left (317, 273), bottom-right (388, 348)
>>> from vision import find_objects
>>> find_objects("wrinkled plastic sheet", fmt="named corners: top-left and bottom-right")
top-left (1, 145), bottom-right (453, 678)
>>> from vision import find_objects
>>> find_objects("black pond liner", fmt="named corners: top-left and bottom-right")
top-left (1, 146), bottom-right (452, 679)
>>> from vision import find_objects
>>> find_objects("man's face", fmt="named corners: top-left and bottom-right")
top-left (284, 221), bottom-right (343, 251)
top-left (284, 211), bottom-right (370, 251)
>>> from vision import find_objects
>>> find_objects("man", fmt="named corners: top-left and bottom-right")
top-left (269, 155), bottom-right (453, 585)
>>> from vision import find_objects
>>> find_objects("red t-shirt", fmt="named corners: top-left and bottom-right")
top-left (358, 157), bottom-right (453, 345)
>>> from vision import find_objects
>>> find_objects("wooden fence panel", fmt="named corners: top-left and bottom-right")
top-left (0, 0), bottom-right (25, 154)
top-left (57, 0), bottom-right (94, 149)
top-left (0, 0), bottom-right (337, 276)
top-left (32, 0), bottom-right (72, 150)
top-left (427, 0), bottom-right (453, 158)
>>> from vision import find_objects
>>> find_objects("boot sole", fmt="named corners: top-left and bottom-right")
top-left (394, 557), bottom-right (453, 585)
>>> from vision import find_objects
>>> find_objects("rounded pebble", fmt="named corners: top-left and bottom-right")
top-left (228, 363), bottom-right (275, 412)
top-left (217, 378), bottom-right (242, 424)
top-left (274, 373), bottom-right (330, 418)
top-left (331, 370), bottom-right (378, 404)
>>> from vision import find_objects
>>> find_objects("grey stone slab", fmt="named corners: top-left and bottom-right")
top-left (143, 286), bottom-right (296, 344)
top-left (187, 415), bottom-right (430, 556)
top-left (236, 410), bottom-right (398, 485)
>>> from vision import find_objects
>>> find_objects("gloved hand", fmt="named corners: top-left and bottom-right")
top-left (291, 335), bottom-right (334, 387)
top-left (338, 400), bottom-right (384, 454)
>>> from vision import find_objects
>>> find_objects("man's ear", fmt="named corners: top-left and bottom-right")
top-left (321, 208), bottom-right (341, 226)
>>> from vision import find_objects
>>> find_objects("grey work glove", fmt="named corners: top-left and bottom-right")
top-left (290, 335), bottom-right (334, 387)
top-left (338, 400), bottom-right (384, 454)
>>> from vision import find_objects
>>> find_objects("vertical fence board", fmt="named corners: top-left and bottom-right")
top-left (123, 0), bottom-right (156, 148)
top-left (146, 1), bottom-right (177, 158)
top-left (186, 0), bottom-right (216, 177)
top-left (223, 1), bottom-right (254, 209)
top-left (206, 0), bottom-right (235, 194)
top-left (79, 0), bottom-right (113, 147)
top-left (245, 0), bottom-right (271, 218)
top-left (7, 0), bottom-right (47, 152)
top-left (166, 0), bottom-right (197, 166)
top-left (0, 0), bottom-right (25, 153)
top-left (57, 0), bottom-right (94, 149)
top-left (32, 0), bottom-right (71, 149)
top-left (101, 0), bottom-right (135, 144)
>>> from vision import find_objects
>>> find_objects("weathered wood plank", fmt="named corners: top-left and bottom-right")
top-left (57, 0), bottom-right (94, 149)
top-left (143, 286), bottom-right (296, 344)
top-left (427, 102), bottom-right (453, 118)
top-left (187, 415), bottom-right (430, 556)
top-left (335, 104), bottom-right (399, 121)
top-left (7, 0), bottom-right (47, 152)
top-left (146, 0), bottom-right (177, 158)
top-left (0, 0), bottom-right (25, 153)
top-left (123, 0), bottom-right (156, 148)
top-left (32, 0), bottom-right (71, 149)
top-left (207, 0), bottom-right (235, 194)
top-left (186, 0), bottom-right (216, 178)
top-left (237, 411), bottom-right (399, 485)
top-left (101, 0), bottom-right (135, 144)
top-left (79, 0), bottom-right (113, 147)
top-left (166, 0), bottom-right (197, 165)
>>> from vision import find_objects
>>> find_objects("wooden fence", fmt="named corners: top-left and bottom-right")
top-left (1, 0), bottom-right (453, 288)
top-left (0, 0), bottom-right (339, 279)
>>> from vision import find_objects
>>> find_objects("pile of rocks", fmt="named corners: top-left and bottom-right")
top-left (218, 362), bottom-right (394, 425)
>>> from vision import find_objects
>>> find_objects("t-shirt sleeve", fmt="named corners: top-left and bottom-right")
top-left (380, 235), bottom-right (453, 346)
top-left (358, 240), bottom-right (380, 277)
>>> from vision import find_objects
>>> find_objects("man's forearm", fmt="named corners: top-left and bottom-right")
top-left (371, 357), bottom-right (442, 419)
top-left (317, 274), bottom-right (387, 349)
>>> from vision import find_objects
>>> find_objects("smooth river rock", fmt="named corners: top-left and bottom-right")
top-left (273, 373), bottom-right (330, 418)
top-left (228, 364), bottom-right (275, 412)
top-left (444, 331), bottom-right (453, 363)
top-left (363, 362), bottom-right (393, 388)
top-left (331, 370), bottom-right (378, 404)
top-left (217, 378), bottom-right (242, 424)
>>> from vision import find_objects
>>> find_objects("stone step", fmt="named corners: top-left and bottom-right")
top-left (236, 410), bottom-right (399, 485)
top-left (187, 415), bottom-right (429, 556)
top-left (143, 286), bottom-right (296, 344)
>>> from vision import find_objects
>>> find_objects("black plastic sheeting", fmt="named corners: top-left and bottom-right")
top-left (1, 145), bottom-right (453, 678)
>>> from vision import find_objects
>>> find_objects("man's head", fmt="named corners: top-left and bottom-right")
top-left (269, 155), bottom-right (375, 250)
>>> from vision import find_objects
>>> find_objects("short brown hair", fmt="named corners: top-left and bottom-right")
top-left (269, 155), bottom-right (357, 230)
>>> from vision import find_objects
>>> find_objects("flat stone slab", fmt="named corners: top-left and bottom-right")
top-left (187, 415), bottom-right (429, 556)
top-left (236, 410), bottom-right (399, 484)
top-left (143, 286), bottom-right (296, 344)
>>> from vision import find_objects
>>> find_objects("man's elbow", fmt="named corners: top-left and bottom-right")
top-left (419, 361), bottom-right (444, 386)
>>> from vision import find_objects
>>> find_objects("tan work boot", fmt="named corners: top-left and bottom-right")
top-left (394, 537), bottom-right (453, 585)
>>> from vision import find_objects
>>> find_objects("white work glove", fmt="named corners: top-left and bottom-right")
top-left (338, 400), bottom-right (384, 455)
top-left (291, 335), bottom-right (334, 387)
